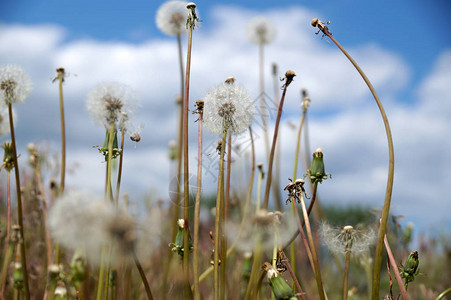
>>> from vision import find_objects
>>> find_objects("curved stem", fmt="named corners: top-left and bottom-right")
top-left (323, 31), bottom-right (395, 300)
top-left (8, 103), bottom-right (30, 300)
top-left (262, 80), bottom-right (291, 210)
top-left (193, 110), bottom-right (203, 300)
top-left (133, 251), bottom-right (154, 300)
top-left (436, 287), bottom-right (451, 300)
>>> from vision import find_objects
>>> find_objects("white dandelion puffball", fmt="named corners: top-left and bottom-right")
top-left (156, 1), bottom-right (189, 36)
top-left (87, 82), bottom-right (138, 129)
top-left (0, 65), bottom-right (32, 105)
top-left (49, 190), bottom-right (116, 265)
top-left (320, 223), bottom-right (376, 255)
top-left (203, 82), bottom-right (255, 136)
top-left (247, 16), bottom-right (276, 45)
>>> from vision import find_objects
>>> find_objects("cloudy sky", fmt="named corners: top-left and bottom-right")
top-left (1, 0), bottom-right (450, 239)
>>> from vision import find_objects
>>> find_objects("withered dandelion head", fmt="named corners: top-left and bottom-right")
top-left (0, 65), bottom-right (31, 105)
top-left (203, 81), bottom-right (255, 136)
top-left (156, 1), bottom-right (189, 36)
top-left (247, 16), bottom-right (276, 45)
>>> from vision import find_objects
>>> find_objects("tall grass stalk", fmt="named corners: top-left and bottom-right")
top-left (7, 103), bottom-right (30, 300)
top-left (311, 19), bottom-right (395, 299)
top-left (193, 100), bottom-right (204, 300)
top-left (262, 70), bottom-right (296, 210)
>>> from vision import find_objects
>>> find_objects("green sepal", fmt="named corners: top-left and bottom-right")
top-left (269, 274), bottom-right (295, 300)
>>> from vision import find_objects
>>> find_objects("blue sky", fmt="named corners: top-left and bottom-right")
top-left (1, 0), bottom-right (450, 240)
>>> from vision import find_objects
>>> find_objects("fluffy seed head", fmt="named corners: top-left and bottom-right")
top-left (0, 65), bottom-right (31, 105)
top-left (247, 16), bottom-right (276, 45)
top-left (156, 1), bottom-right (189, 36)
top-left (87, 82), bottom-right (137, 130)
top-left (320, 222), bottom-right (376, 255)
top-left (203, 82), bottom-right (255, 136)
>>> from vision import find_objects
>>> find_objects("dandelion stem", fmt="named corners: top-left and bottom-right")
top-left (183, 6), bottom-right (195, 296)
top-left (1, 171), bottom-right (12, 294)
top-left (271, 64), bottom-right (283, 212)
top-left (259, 43), bottom-right (270, 162)
top-left (214, 129), bottom-right (227, 300)
top-left (436, 287), bottom-right (451, 300)
top-left (278, 249), bottom-right (306, 300)
top-left (256, 164), bottom-right (263, 213)
top-left (7, 103), bottom-right (30, 300)
top-left (299, 192), bottom-right (325, 300)
top-left (262, 72), bottom-right (294, 210)
top-left (293, 203), bottom-right (315, 273)
top-left (193, 105), bottom-right (203, 300)
top-left (115, 129), bottom-right (125, 206)
top-left (133, 251), bottom-right (154, 300)
top-left (384, 233), bottom-right (409, 300)
top-left (197, 127), bottom-right (255, 287)
top-left (343, 251), bottom-right (350, 300)
top-left (320, 28), bottom-right (394, 300)
top-left (57, 70), bottom-right (66, 194)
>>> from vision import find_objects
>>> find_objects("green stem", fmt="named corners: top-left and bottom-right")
top-left (193, 110), bottom-right (203, 300)
top-left (114, 129), bottom-right (125, 206)
top-left (262, 76), bottom-right (292, 210)
top-left (323, 30), bottom-right (395, 300)
top-left (256, 165), bottom-right (263, 213)
top-left (197, 127), bottom-right (255, 287)
top-left (279, 249), bottom-right (306, 300)
top-left (436, 287), bottom-right (451, 300)
top-left (133, 251), bottom-right (154, 300)
top-left (183, 13), bottom-right (195, 297)
top-left (58, 72), bottom-right (66, 194)
top-left (299, 192), bottom-right (325, 300)
top-left (271, 64), bottom-right (282, 212)
top-left (1, 171), bottom-right (12, 294)
top-left (7, 103), bottom-right (30, 300)
top-left (214, 129), bottom-right (227, 300)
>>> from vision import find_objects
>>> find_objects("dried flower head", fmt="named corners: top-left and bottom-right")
top-left (156, 1), bottom-right (189, 36)
top-left (0, 65), bottom-right (31, 105)
top-left (226, 210), bottom-right (297, 252)
top-left (320, 222), bottom-right (376, 255)
top-left (203, 81), bottom-right (255, 136)
top-left (247, 16), bottom-right (276, 45)
top-left (87, 82), bottom-right (137, 130)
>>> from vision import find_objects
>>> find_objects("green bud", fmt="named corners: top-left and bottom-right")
top-left (169, 219), bottom-right (193, 257)
top-left (13, 263), bottom-right (24, 290)
top-left (400, 251), bottom-right (419, 290)
top-left (264, 263), bottom-right (295, 300)
top-left (70, 250), bottom-right (86, 284)
top-left (1, 141), bottom-right (14, 172)
top-left (309, 148), bottom-right (328, 183)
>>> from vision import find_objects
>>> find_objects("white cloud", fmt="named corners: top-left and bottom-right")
top-left (0, 5), bottom-right (449, 235)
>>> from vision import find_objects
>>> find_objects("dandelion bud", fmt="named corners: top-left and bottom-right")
top-left (170, 219), bottom-right (193, 257)
top-left (400, 251), bottom-right (419, 290)
top-left (13, 262), bottom-right (24, 290)
top-left (309, 148), bottom-right (328, 183)
top-left (263, 262), bottom-right (296, 300)
top-left (54, 286), bottom-right (68, 299)
top-left (169, 140), bottom-right (177, 161)
top-left (1, 141), bottom-right (14, 172)
top-left (97, 130), bottom-right (121, 160)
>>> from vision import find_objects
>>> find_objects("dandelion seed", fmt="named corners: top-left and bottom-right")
top-left (320, 222), bottom-right (376, 255)
top-left (247, 16), bottom-right (276, 45)
top-left (87, 82), bottom-right (137, 130)
top-left (0, 65), bottom-right (31, 105)
top-left (203, 81), bottom-right (255, 136)
top-left (156, 1), bottom-right (189, 36)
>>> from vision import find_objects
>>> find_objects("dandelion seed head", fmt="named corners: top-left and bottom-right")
top-left (320, 222), bottom-right (376, 255)
top-left (0, 65), bottom-right (31, 105)
top-left (203, 82), bottom-right (255, 136)
top-left (226, 210), bottom-right (297, 253)
top-left (87, 82), bottom-right (137, 130)
top-left (0, 104), bottom-right (12, 136)
top-left (247, 16), bottom-right (276, 45)
top-left (156, 1), bottom-right (189, 36)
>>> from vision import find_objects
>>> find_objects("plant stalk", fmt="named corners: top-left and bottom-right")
top-left (384, 234), bottom-right (409, 299)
